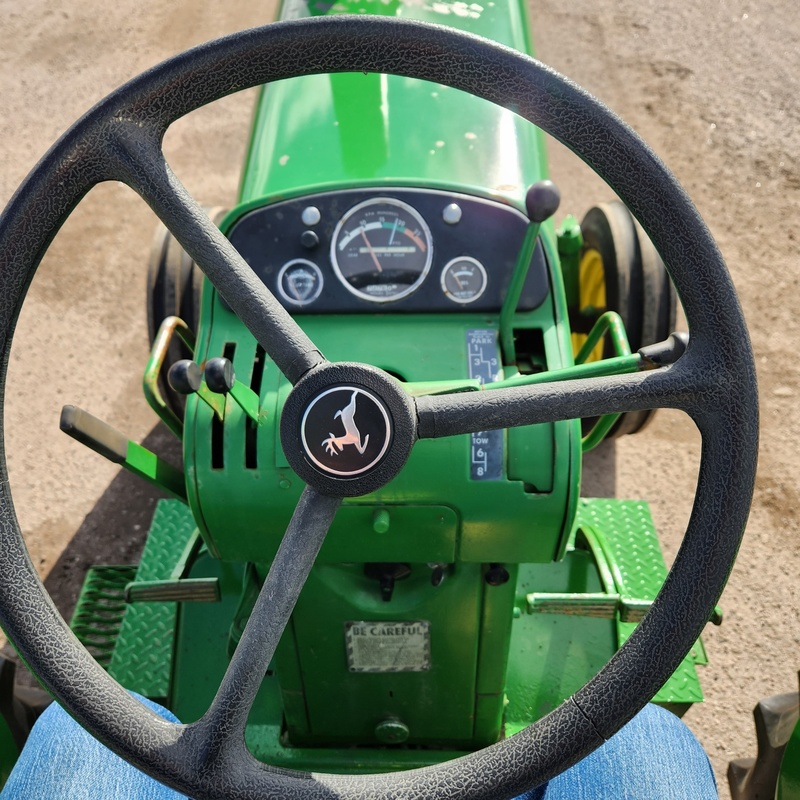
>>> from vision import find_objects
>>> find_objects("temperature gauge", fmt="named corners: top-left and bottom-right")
top-left (277, 259), bottom-right (323, 307)
top-left (441, 257), bottom-right (488, 304)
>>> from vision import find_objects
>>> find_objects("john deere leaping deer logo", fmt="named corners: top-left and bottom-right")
top-left (301, 384), bottom-right (392, 478)
top-left (321, 391), bottom-right (369, 456)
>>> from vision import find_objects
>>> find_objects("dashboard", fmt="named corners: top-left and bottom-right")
top-left (227, 188), bottom-right (550, 314)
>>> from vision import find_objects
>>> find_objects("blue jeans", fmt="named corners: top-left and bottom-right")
top-left (0, 700), bottom-right (716, 799)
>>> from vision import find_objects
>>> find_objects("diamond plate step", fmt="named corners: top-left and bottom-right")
top-left (71, 565), bottom-right (137, 667)
top-left (108, 499), bottom-right (197, 700)
top-left (576, 498), bottom-right (705, 705)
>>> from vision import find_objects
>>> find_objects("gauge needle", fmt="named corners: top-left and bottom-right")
top-left (452, 273), bottom-right (465, 290)
top-left (288, 277), bottom-right (302, 301)
top-left (360, 227), bottom-right (383, 273)
top-left (389, 218), bottom-right (399, 245)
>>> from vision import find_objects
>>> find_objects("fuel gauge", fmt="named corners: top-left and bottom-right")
top-left (441, 257), bottom-right (488, 304)
top-left (277, 259), bottom-right (323, 307)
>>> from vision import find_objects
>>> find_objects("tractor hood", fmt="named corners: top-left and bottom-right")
top-left (238, 0), bottom-right (548, 208)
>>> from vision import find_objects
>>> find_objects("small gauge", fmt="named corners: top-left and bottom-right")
top-left (330, 198), bottom-right (433, 303)
top-left (441, 257), bottom-right (488, 304)
top-left (277, 259), bottom-right (324, 307)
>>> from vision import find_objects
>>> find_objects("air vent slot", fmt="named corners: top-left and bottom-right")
top-left (245, 345), bottom-right (266, 469)
top-left (210, 343), bottom-right (237, 470)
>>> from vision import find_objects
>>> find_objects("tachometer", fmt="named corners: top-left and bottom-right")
top-left (330, 198), bottom-right (433, 303)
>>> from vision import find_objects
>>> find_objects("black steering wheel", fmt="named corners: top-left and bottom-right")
top-left (0, 16), bottom-right (758, 799)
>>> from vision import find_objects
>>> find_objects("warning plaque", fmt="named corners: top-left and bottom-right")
top-left (345, 621), bottom-right (431, 673)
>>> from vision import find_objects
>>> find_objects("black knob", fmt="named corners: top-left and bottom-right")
top-left (364, 563), bottom-right (411, 602)
top-left (300, 230), bottom-right (319, 249)
top-left (204, 357), bottom-right (235, 394)
top-left (167, 360), bottom-right (202, 395)
top-left (485, 563), bottom-right (510, 586)
top-left (525, 181), bottom-right (561, 223)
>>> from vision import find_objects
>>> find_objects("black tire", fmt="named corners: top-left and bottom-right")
top-left (146, 206), bottom-right (227, 419)
top-left (576, 201), bottom-right (677, 438)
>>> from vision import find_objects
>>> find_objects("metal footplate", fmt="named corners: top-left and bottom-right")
top-left (107, 500), bottom-right (198, 700)
top-left (70, 565), bottom-right (138, 667)
top-left (576, 498), bottom-right (708, 707)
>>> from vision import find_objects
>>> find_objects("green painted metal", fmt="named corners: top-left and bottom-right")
top-left (124, 441), bottom-right (188, 503)
top-left (490, 353), bottom-right (641, 391)
top-left (574, 311), bottom-right (632, 452)
top-left (65, 492), bottom-right (708, 771)
top-left (499, 220), bottom-right (541, 364)
top-left (170, 552), bottom-right (246, 723)
top-left (580, 412), bottom-right (621, 453)
top-left (239, 0), bottom-right (543, 211)
top-left (578, 499), bottom-right (705, 706)
top-left (0, 717), bottom-right (17, 789)
top-left (279, 562), bottom-right (490, 748)
top-left (71, 566), bottom-right (137, 668)
top-left (556, 214), bottom-right (583, 311)
top-left (227, 378), bottom-right (263, 423)
top-left (503, 499), bottom-right (705, 733)
top-left (109, 501), bottom-right (197, 699)
top-left (192, 381), bottom-right (227, 421)
top-left (186, 301), bottom-right (579, 565)
top-left (505, 547), bottom-right (615, 732)
top-left (574, 311), bottom-right (632, 364)
top-left (778, 711), bottom-right (800, 800)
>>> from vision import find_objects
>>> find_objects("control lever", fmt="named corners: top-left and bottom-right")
top-left (364, 563), bottom-right (412, 602)
top-left (203, 357), bottom-right (261, 423)
top-left (499, 181), bottom-right (561, 365)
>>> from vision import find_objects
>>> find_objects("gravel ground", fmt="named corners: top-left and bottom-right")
top-left (0, 1), bottom-right (798, 797)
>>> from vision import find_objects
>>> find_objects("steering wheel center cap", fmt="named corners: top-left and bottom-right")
top-left (301, 386), bottom-right (392, 477)
top-left (280, 362), bottom-right (417, 497)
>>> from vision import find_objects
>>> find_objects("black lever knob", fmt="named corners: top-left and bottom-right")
top-left (167, 360), bottom-right (202, 395)
top-left (485, 563), bottom-right (510, 586)
top-left (204, 357), bottom-right (236, 394)
top-left (525, 180), bottom-right (561, 224)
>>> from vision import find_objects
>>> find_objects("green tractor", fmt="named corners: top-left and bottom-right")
top-left (0, 0), bottom-right (758, 797)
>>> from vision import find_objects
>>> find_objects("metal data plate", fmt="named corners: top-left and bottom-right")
top-left (345, 620), bottom-right (431, 673)
top-left (466, 329), bottom-right (503, 480)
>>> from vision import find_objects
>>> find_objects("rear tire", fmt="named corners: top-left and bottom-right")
top-left (575, 201), bottom-right (677, 438)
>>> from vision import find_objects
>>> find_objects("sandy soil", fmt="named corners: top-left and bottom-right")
top-left (0, 1), bottom-right (798, 796)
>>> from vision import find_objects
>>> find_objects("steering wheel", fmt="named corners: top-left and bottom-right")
top-left (0, 16), bottom-right (757, 799)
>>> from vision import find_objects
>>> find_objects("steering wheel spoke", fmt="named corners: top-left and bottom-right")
top-left (109, 128), bottom-right (324, 384)
top-left (415, 362), bottom-right (704, 440)
top-left (190, 487), bottom-right (340, 756)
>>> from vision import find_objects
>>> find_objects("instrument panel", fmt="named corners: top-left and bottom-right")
top-left (227, 189), bottom-right (550, 314)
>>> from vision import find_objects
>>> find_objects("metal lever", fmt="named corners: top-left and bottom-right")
top-left (60, 405), bottom-right (187, 502)
top-left (203, 357), bottom-right (262, 423)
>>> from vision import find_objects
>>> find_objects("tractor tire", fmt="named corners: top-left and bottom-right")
top-left (577, 201), bottom-right (678, 438)
top-left (146, 206), bottom-right (227, 419)
top-left (728, 691), bottom-right (800, 800)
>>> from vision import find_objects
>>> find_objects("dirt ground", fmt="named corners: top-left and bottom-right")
top-left (0, 0), bottom-right (798, 796)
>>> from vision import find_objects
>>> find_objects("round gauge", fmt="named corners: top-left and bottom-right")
top-left (441, 257), bottom-right (488, 304)
top-left (330, 198), bottom-right (433, 303)
top-left (277, 259), bottom-right (323, 307)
